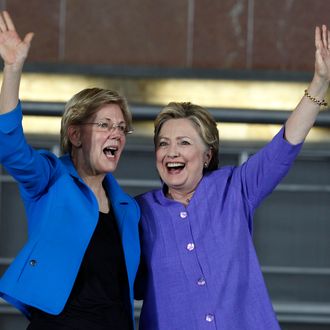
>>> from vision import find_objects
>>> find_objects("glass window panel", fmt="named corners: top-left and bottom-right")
top-left (265, 272), bottom-right (330, 303)
top-left (254, 191), bottom-right (330, 268)
top-left (281, 156), bottom-right (330, 185)
top-left (0, 182), bottom-right (27, 258)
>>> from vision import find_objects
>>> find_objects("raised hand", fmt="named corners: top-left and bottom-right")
top-left (284, 25), bottom-right (330, 145)
top-left (315, 25), bottom-right (330, 82)
top-left (0, 11), bottom-right (33, 68)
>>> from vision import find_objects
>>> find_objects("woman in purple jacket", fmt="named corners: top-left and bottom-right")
top-left (135, 25), bottom-right (330, 329)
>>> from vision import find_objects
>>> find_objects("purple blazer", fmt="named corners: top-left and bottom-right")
top-left (136, 127), bottom-right (302, 330)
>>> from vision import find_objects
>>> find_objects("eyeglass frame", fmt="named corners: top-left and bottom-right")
top-left (80, 120), bottom-right (133, 135)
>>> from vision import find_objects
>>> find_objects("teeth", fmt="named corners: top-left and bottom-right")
top-left (104, 146), bottom-right (118, 156)
top-left (167, 162), bottom-right (184, 168)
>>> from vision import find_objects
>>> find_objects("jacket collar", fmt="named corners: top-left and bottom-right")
top-left (60, 153), bottom-right (80, 178)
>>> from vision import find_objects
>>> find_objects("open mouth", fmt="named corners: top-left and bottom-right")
top-left (166, 162), bottom-right (185, 173)
top-left (103, 146), bottom-right (118, 158)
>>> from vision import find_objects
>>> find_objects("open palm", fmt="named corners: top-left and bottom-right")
top-left (315, 25), bottom-right (330, 82)
top-left (0, 11), bottom-right (33, 67)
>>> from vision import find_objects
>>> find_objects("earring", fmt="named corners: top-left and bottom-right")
top-left (77, 141), bottom-right (82, 147)
top-left (204, 162), bottom-right (208, 168)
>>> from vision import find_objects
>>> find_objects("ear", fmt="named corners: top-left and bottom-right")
top-left (204, 147), bottom-right (212, 165)
top-left (68, 125), bottom-right (82, 148)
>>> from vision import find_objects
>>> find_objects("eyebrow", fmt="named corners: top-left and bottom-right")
top-left (96, 117), bottom-right (126, 124)
top-left (158, 136), bottom-right (192, 140)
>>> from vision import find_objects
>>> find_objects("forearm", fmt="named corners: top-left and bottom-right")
top-left (284, 75), bottom-right (329, 144)
top-left (0, 63), bottom-right (23, 115)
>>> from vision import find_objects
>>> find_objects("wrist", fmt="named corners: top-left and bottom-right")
top-left (3, 62), bottom-right (24, 74)
top-left (304, 89), bottom-right (327, 106)
top-left (308, 75), bottom-right (329, 96)
top-left (311, 74), bottom-right (329, 88)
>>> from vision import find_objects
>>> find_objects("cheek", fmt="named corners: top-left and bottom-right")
top-left (155, 150), bottom-right (163, 163)
top-left (119, 137), bottom-right (126, 150)
top-left (191, 152), bottom-right (205, 169)
top-left (155, 152), bottom-right (166, 172)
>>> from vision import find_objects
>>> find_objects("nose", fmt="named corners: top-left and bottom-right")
top-left (167, 145), bottom-right (179, 158)
top-left (109, 124), bottom-right (125, 134)
top-left (111, 126), bottom-right (122, 135)
top-left (107, 126), bottom-right (122, 140)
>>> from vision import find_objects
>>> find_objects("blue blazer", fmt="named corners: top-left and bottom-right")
top-left (0, 103), bottom-right (141, 323)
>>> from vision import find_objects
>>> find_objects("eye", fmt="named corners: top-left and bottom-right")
top-left (158, 140), bottom-right (168, 147)
top-left (180, 140), bottom-right (191, 145)
top-left (117, 124), bottom-right (127, 133)
top-left (97, 122), bottom-right (109, 129)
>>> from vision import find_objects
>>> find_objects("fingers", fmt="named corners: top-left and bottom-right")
top-left (0, 12), bottom-right (7, 32)
top-left (0, 10), bottom-right (34, 46)
top-left (3, 11), bottom-right (16, 31)
top-left (0, 11), bottom-right (16, 33)
top-left (322, 24), bottom-right (328, 48)
top-left (315, 25), bottom-right (330, 51)
top-left (315, 26), bottom-right (322, 49)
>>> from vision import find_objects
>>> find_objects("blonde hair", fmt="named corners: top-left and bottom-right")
top-left (60, 88), bottom-right (132, 154)
top-left (154, 102), bottom-right (219, 171)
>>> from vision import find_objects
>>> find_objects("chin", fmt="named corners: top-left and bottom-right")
top-left (101, 163), bottom-right (118, 174)
top-left (165, 179), bottom-right (185, 189)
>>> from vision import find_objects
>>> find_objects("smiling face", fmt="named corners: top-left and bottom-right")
top-left (156, 118), bottom-right (212, 195)
top-left (70, 103), bottom-right (126, 178)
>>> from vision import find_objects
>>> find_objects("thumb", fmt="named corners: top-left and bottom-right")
top-left (23, 32), bottom-right (34, 46)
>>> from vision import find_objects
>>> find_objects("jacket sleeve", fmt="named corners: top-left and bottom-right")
top-left (238, 126), bottom-right (303, 210)
top-left (0, 102), bottom-right (60, 200)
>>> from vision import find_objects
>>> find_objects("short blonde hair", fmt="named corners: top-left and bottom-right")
top-left (154, 102), bottom-right (219, 171)
top-left (60, 88), bottom-right (132, 154)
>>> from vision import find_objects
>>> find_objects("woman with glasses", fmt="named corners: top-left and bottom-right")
top-left (0, 11), bottom-right (140, 330)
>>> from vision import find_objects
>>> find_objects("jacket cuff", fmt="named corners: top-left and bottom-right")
top-left (271, 126), bottom-right (303, 164)
top-left (0, 101), bottom-right (22, 134)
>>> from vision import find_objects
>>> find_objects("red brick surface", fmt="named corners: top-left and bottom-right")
top-left (2, 0), bottom-right (330, 71)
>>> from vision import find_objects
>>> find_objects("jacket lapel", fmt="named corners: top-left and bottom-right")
top-left (103, 174), bottom-right (130, 235)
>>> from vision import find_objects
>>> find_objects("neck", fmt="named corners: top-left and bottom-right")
top-left (73, 161), bottom-right (109, 213)
top-left (71, 151), bottom-right (106, 189)
top-left (167, 188), bottom-right (195, 206)
top-left (82, 175), bottom-right (110, 212)
top-left (81, 174), bottom-right (105, 191)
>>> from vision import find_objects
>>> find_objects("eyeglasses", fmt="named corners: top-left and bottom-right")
top-left (81, 121), bottom-right (133, 135)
